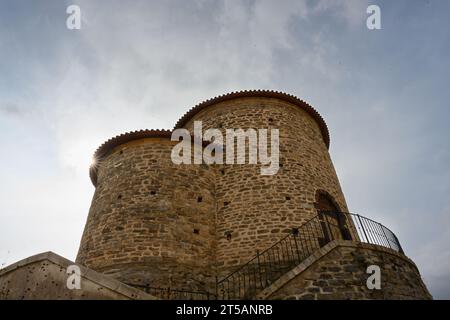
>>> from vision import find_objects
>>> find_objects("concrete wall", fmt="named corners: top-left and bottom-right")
top-left (0, 252), bottom-right (156, 300)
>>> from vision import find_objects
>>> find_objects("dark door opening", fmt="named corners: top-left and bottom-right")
top-left (315, 192), bottom-right (352, 246)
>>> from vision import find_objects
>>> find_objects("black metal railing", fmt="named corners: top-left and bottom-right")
top-left (215, 212), bottom-right (403, 300)
top-left (126, 283), bottom-right (214, 300)
top-left (350, 213), bottom-right (403, 253)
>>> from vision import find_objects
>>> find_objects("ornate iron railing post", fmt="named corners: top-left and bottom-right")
top-left (215, 276), bottom-right (218, 300)
top-left (256, 250), bottom-right (264, 289)
top-left (292, 228), bottom-right (301, 263)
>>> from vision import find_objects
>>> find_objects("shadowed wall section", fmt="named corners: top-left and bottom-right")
top-left (77, 135), bottom-right (216, 292)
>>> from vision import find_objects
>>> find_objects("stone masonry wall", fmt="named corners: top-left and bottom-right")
top-left (76, 138), bottom-right (216, 292)
top-left (266, 241), bottom-right (432, 300)
top-left (182, 97), bottom-right (349, 275)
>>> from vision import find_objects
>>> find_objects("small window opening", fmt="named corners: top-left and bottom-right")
top-left (197, 196), bottom-right (203, 203)
top-left (193, 229), bottom-right (199, 234)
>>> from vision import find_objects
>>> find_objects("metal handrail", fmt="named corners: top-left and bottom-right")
top-left (216, 211), bottom-right (404, 299)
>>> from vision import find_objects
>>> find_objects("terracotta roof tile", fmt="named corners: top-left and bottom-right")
top-left (89, 90), bottom-right (330, 187)
top-left (90, 129), bottom-right (172, 186)
top-left (173, 90), bottom-right (330, 149)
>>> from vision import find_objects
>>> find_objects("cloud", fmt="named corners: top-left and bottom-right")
top-left (0, 102), bottom-right (25, 116)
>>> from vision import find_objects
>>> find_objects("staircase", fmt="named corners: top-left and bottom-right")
top-left (215, 211), bottom-right (403, 299)
top-left (127, 212), bottom-right (403, 300)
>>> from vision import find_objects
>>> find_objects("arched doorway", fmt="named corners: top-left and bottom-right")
top-left (315, 191), bottom-right (352, 246)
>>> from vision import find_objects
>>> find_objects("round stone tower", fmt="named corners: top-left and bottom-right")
top-left (76, 90), bottom-right (431, 300)
top-left (77, 91), bottom-right (349, 287)
top-left (76, 130), bottom-right (217, 292)
top-left (175, 91), bottom-right (350, 274)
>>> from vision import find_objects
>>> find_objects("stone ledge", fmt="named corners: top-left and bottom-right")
top-left (0, 251), bottom-right (158, 300)
top-left (254, 240), bottom-right (428, 300)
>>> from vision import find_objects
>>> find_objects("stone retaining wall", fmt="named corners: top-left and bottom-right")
top-left (258, 241), bottom-right (432, 300)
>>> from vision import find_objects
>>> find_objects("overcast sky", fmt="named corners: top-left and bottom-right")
top-left (0, 0), bottom-right (449, 299)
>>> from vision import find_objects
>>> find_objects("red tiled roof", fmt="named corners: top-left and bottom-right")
top-left (89, 90), bottom-right (330, 186)
top-left (90, 129), bottom-right (172, 186)
top-left (174, 90), bottom-right (330, 149)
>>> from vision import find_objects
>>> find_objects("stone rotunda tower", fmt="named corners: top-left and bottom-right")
top-left (76, 90), bottom-right (431, 300)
